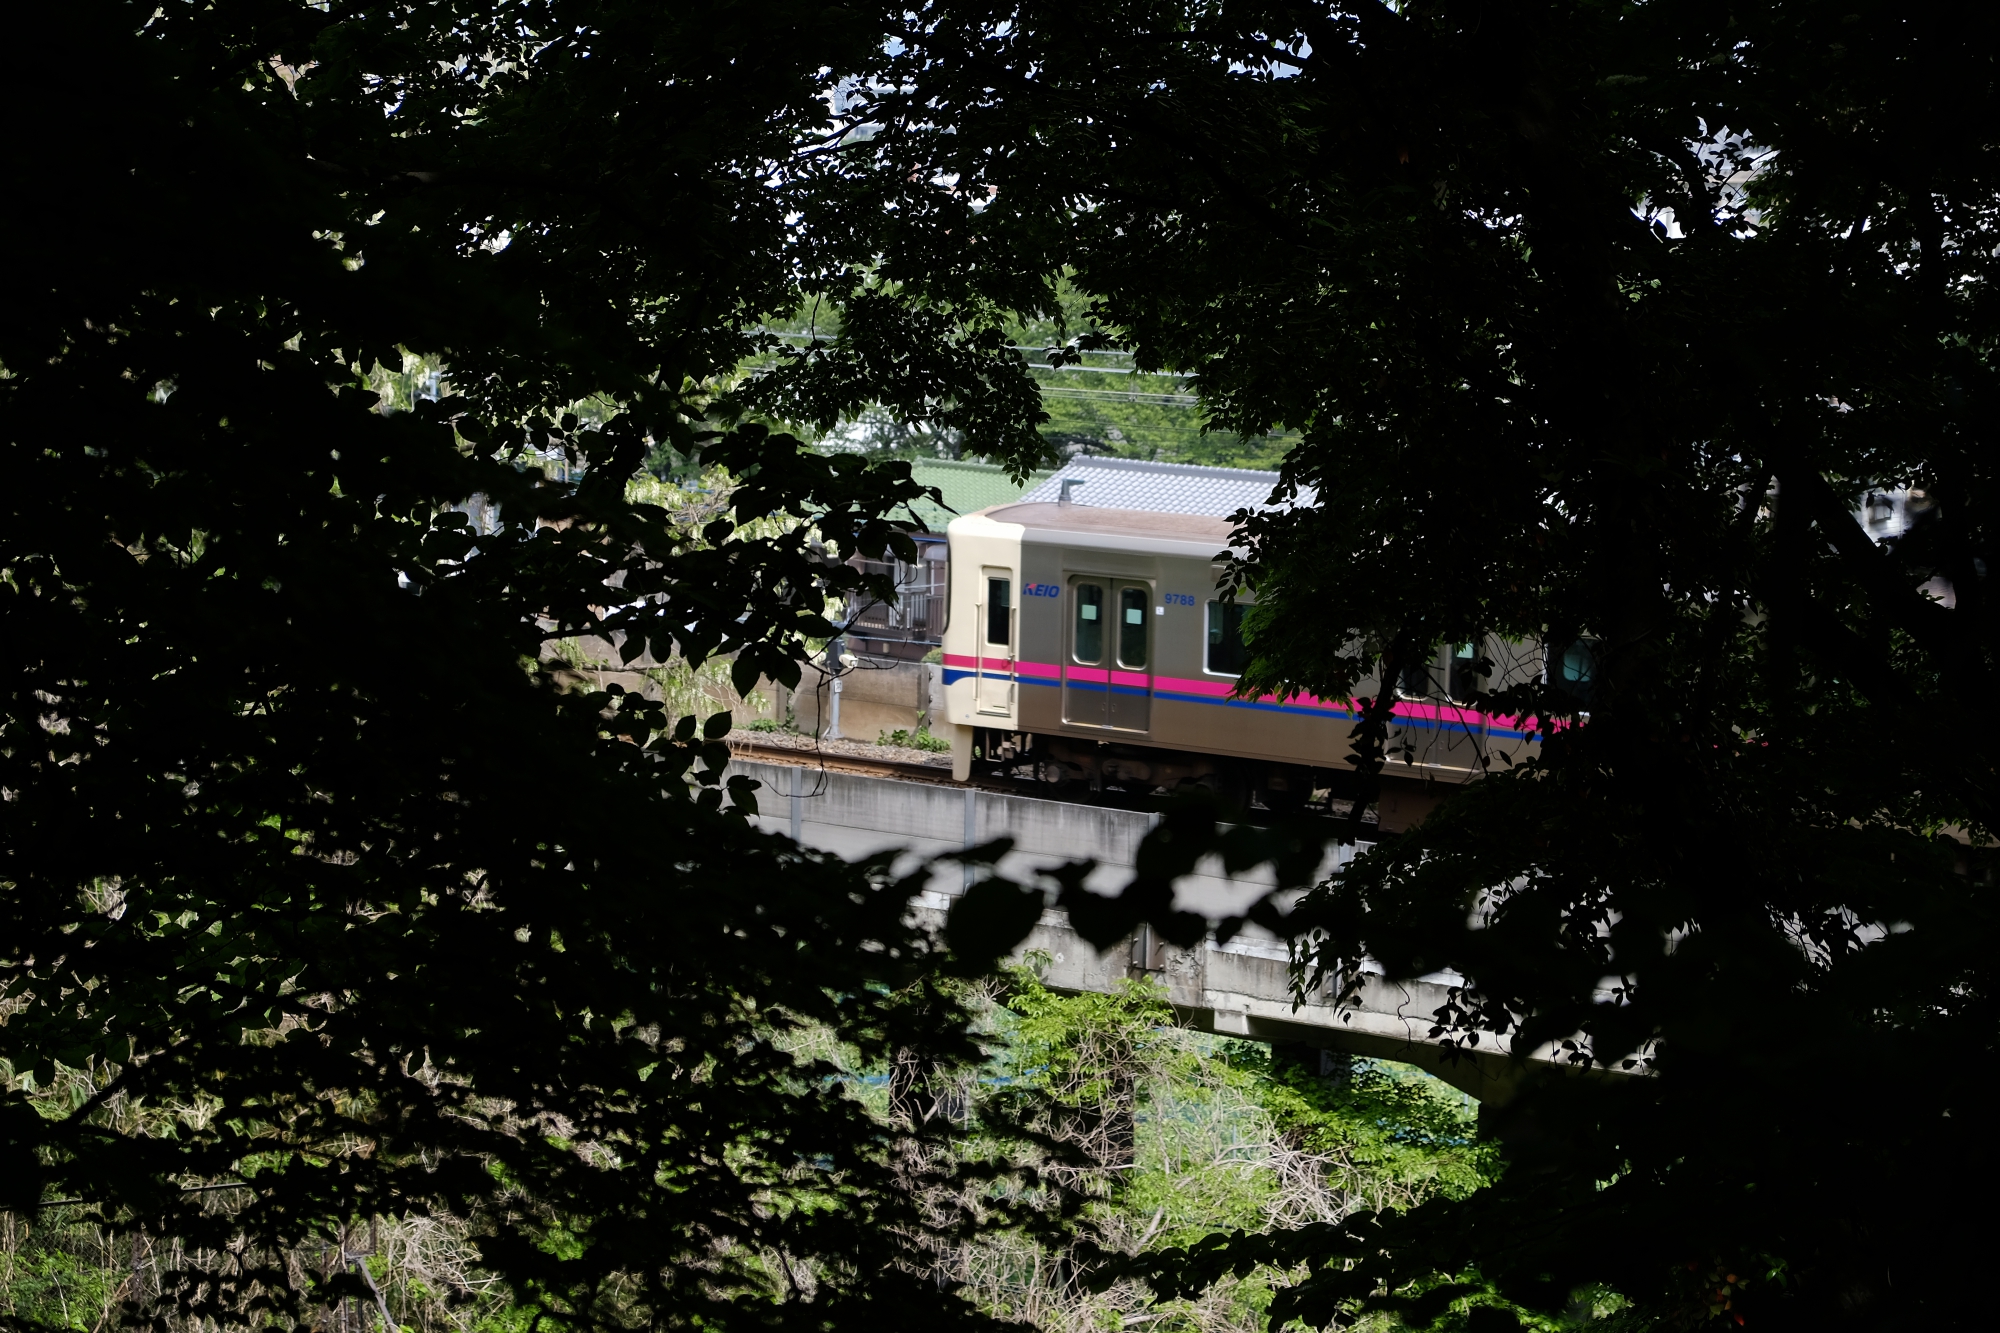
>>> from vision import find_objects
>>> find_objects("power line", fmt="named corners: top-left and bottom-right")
top-left (1040, 385), bottom-right (1199, 406)
top-left (1007, 343), bottom-right (1138, 357)
top-left (1024, 362), bottom-right (1190, 378)
top-left (754, 328), bottom-right (1193, 378)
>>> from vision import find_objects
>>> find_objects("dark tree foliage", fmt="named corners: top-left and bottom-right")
top-left (12, 2), bottom-right (1998, 1331)
top-left (0, 2), bottom-right (1054, 1330)
top-left (869, 2), bottom-right (1999, 1329)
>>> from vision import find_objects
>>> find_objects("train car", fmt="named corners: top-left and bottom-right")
top-left (938, 461), bottom-right (1547, 821)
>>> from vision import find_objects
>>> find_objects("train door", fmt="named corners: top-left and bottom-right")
top-left (975, 567), bottom-right (1015, 716)
top-left (1108, 583), bottom-right (1152, 730)
top-left (1062, 579), bottom-right (1108, 726)
top-left (1063, 578), bottom-right (1151, 731)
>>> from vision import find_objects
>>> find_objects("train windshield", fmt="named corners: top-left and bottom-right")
top-left (985, 577), bottom-right (1012, 647)
top-left (1117, 587), bottom-right (1149, 669)
top-left (1073, 583), bottom-right (1104, 663)
top-left (1206, 600), bottom-right (1251, 676)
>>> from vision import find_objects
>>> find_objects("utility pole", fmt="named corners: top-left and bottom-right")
top-left (827, 634), bottom-right (844, 739)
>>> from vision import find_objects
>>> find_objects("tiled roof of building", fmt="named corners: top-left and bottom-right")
top-left (905, 458), bottom-right (1054, 534)
top-left (1016, 455), bottom-right (1311, 517)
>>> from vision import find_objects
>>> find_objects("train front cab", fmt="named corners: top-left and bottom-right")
top-left (939, 509), bottom-right (1027, 779)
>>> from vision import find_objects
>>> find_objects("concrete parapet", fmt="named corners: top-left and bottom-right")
top-left (729, 756), bottom-right (1531, 1102)
top-left (730, 758), bottom-right (1331, 913)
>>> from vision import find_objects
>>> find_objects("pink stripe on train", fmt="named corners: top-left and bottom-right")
top-left (946, 657), bottom-right (1542, 734)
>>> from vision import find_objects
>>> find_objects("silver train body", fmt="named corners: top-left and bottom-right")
top-left (940, 501), bottom-right (1545, 822)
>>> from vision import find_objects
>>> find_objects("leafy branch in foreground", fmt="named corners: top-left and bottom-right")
top-left (1, 1), bottom-right (1053, 1329)
top-left (5, 967), bottom-right (1495, 1333)
top-left (894, 3), bottom-right (2000, 1327)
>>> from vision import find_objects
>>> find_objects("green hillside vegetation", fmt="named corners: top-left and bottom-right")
top-left (963, 965), bottom-right (1496, 1333)
top-left (1, 968), bottom-right (1492, 1333)
top-left (371, 289), bottom-right (1290, 502)
top-left (746, 286), bottom-right (1298, 472)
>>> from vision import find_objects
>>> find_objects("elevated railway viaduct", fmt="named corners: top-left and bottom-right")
top-left (729, 745), bottom-right (1539, 1103)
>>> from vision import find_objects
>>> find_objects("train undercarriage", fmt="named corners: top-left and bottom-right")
top-left (967, 726), bottom-right (1353, 816)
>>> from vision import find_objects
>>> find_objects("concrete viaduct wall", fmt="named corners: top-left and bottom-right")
top-left (731, 757), bottom-right (1528, 1101)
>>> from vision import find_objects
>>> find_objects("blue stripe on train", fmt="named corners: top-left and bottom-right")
top-left (1153, 691), bottom-right (1533, 739)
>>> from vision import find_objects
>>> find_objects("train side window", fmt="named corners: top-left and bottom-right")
top-left (985, 577), bottom-right (1012, 648)
top-left (1551, 638), bottom-right (1598, 703)
top-left (1205, 600), bottom-right (1251, 676)
top-left (1449, 642), bottom-right (1485, 701)
top-left (1398, 652), bottom-right (1436, 699)
top-left (1116, 587), bottom-right (1148, 669)
top-left (1073, 583), bottom-right (1105, 663)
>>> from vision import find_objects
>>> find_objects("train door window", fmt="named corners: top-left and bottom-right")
top-left (1110, 583), bottom-right (1152, 731)
top-left (1116, 586), bottom-right (1149, 669)
top-left (1551, 638), bottom-right (1598, 704)
top-left (1449, 643), bottom-right (1485, 701)
top-left (984, 575), bottom-right (1012, 649)
top-left (1073, 583), bottom-right (1105, 663)
top-left (1398, 650), bottom-right (1437, 699)
top-left (1205, 600), bottom-right (1251, 676)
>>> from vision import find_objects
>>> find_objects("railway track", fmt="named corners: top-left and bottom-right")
top-left (726, 736), bottom-right (966, 786)
top-left (727, 736), bottom-right (1063, 797)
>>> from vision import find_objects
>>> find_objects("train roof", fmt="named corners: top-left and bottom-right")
top-left (1017, 455), bottom-right (1312, 516)
top-left (982, 502), bottom-right (1236, 545)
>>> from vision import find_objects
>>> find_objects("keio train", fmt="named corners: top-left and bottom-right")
top-left (937, 462), bottom-right (1559, 821)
